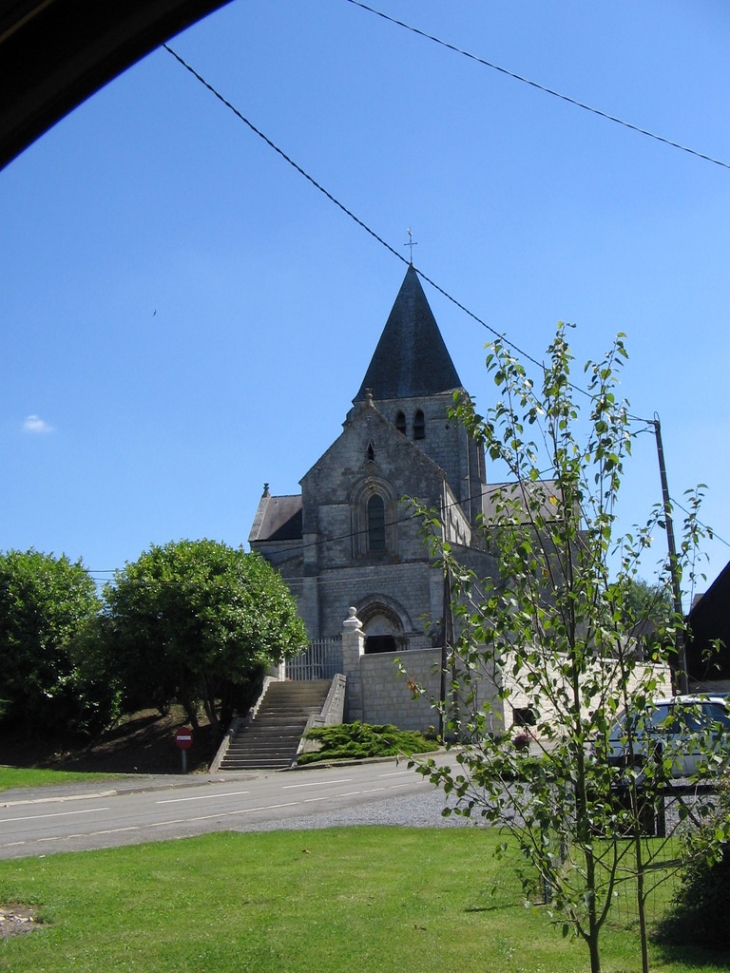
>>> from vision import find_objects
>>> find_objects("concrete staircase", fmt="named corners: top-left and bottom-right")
top-left (219, 679), bottom-right (332, 770)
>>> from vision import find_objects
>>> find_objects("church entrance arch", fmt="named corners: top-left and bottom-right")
top-left (357, 599), bottom-right (409, 654)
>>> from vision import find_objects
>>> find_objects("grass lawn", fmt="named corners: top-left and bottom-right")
top-left (0, 768), bottom-right (121, 793)
top-left (0, 827), bottom-right (726, 973)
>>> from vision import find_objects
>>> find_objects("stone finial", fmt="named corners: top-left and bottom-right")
top-left (262, 483), bottom-right (270, 497)
top-left (343, 606), bottom-right (363, 632)
top-left (365, 388), bottom-right (374, 408)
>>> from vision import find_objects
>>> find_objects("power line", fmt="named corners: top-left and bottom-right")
top-left (345, 0), bottom-right (730, 174)
top-left (161, 46), bottom-right (543, 369)
top-left (160, 46), bottom-right (726, 561)
top-left (87, 477), bottom-right (727, 584)
top-left (163, 44), bottom-right (655, 421)
top-left (670, 499), bottom-right (729, 551)
top-left (163, 44), bottom-right (407, 270)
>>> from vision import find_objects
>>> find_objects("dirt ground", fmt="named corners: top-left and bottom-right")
top-left (0, 905), bottom-right (40, 939)
top-left (0, 707), bottom-right (220, 777)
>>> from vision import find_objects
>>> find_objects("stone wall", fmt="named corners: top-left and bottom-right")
top-left (500, 652), bottom-right (673, 729)
top-left (360, 646), bottom-right (441, 732)
top-left (340, 606), bottom-right (504, 733)
top-left (340, 607), bottom-right (674, 738)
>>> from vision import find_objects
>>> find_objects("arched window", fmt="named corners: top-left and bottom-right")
top-left (413, 409), bottom-right (425, 440)
top-left (350, 477), bottom-right (398, 558)
top-left (366, 442), bottom-right (375, 462)
top-left (367, 494), bottom-right (386, 551)
top-left (395, 411), bottom-right (406, 435)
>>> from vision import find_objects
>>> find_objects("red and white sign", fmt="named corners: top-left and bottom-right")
top-left (175, 726), bottom-right (193, 750)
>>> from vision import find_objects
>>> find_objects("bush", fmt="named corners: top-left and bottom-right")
top-left (298, 721), bottom-right (438, 765)
top-left (654, 780), bottom-right (730, 950)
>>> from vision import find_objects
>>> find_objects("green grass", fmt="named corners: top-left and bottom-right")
top-left (0, 767), bottom-right (119, 793)
top-left (0, 827), bottom-right (727, 973)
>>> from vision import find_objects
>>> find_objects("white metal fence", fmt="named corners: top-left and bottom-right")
top-left (285, 637), bottom-right (343, 681)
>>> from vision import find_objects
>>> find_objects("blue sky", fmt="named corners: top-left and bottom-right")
top-left (2, 0), bottom-right (730, 602)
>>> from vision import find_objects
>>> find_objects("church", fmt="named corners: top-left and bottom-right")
top-left (246, 266), bottom-right (670, 733)
top-left (248, 264), bottom-right (499, 660)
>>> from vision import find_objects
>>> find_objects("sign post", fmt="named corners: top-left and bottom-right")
top-left (174, 725), bottom-right (193, 773)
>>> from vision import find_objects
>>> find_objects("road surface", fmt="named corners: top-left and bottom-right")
top-left (0, 756), bottom-right (468, 860)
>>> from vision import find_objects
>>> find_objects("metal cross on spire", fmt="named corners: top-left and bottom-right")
top-left (403, 227), bottom-right (418, 264)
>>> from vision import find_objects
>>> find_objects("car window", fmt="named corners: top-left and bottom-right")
top-left (609, 701), bottom-right (730, 738)
top-left (678, 707), bottom-right (705, 731)
top-left (648, 705), bottom-right (675, 732)
top-left (666, 702), bottom-right (730, 732)
top-left (696, 702), bottom-right (730, 729)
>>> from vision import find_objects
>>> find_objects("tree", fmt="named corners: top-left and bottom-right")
top-left (102, 540), bottom-right (307, 729)
top-left (0, 549), bottom-right (114, 736)
top-left (622, 576), bottom-right (673, 652)
top-left (410, 326), bottom-right (716, 973)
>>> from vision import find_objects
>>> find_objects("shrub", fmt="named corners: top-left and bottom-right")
top-left (654, 780), bottom-right (730, 950)
top-left (298, 721), bottom-right (437, 765)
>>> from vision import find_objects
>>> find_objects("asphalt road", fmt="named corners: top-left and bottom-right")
top-left (0, 756), bottom-right (468, 860)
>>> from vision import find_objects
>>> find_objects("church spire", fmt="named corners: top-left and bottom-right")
top-left (354, 265), bottom-right (462, 402)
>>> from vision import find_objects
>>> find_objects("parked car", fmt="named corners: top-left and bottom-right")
top-left (607, 695), bottom-right (730, 779)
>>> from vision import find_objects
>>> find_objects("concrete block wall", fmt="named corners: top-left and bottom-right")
top-left (339, 607), bottom-right (501, 733)
top-left (355, 646), bottom-right (506, 734)
top-left (359, 647), bottom-right (442, 732)
top-left (499, 652), bottom-right (673, 732)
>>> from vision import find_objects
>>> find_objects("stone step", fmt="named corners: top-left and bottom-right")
top-left (221, 759), bottom-right (293, 768)
top-left (221, 747), bottom-right (297, 769)
top-left (232, 735), bottom-right (302, 746)
top-left (217, 678), bottom-right (333, 770)
top-left (226, 748), bottom-right (296, 757)
top-left (226, 735), bottom-right (299, 746)
top-left (257, 703), bottom-right (324, 712)
top-left (260, 696), bottom-right (320, 703)
top-left (231, 723), bottom-right (306, 746)
top-left (251, 713), bottom-right (313, 726)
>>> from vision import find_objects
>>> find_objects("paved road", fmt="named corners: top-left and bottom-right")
top-left (0, 756), bottom-right (468, 860)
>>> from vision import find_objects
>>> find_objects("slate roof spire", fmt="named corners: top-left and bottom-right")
top-left (354, 265), bottom-right (462, 402)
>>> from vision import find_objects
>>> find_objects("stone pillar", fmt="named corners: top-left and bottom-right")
top-left (341, 607), bottom-right (365, 722)
top-left (269, 659), bottom-right (286, 681)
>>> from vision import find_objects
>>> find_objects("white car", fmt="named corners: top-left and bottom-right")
top-left (607, 695), bottom-right (730, 780)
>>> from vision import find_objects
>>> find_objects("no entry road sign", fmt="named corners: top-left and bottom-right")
top-left (175, 726), bottom-right (193, 750)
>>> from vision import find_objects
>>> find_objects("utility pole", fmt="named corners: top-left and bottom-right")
top-left (653, 415), bottom-right (689, 694)
top-left (438, 487), bottom-right (454, 740)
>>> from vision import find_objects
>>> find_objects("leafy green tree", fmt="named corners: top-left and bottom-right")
top-left (622, 576), bottom-right (673, 650)
top-left (410, 326), bottom-right (715, 973)
top-left (102, 540), bottom-right (307, 729)
top-left (0, 549), bottom-right (113, 736)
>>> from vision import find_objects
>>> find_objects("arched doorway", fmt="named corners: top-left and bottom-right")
top-left (358, 600), bottom-right (407, 655)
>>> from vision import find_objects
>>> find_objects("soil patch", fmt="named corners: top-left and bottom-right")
top-left (0, 707), bottom-right (220, 776)
top-left (0, 905), bottom-right (41, 939)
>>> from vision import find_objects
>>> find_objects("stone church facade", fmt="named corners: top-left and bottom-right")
top-left (248, 266), bottom-right (670, 732)
top-left (248, 264), bottom-right (499, 659)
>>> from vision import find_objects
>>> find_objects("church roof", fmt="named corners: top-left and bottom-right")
top-left (248, 493), bottom-right (303, 544)
top-left (354, 265), bottom-right (462, 402)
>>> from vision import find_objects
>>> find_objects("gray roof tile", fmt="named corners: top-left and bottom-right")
top-left (354, 265), bottom-right (461, 402)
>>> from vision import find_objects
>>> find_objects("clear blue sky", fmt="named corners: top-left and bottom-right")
top-left (2, 0), bottom-right (729, 602)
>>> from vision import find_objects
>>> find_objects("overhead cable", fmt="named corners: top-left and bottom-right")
top-left (345, 0), bottom-right (730, 174)
top-left (163, 44), bottom-right (647, 416)
top-left (161, 46), bottom-right (725, 557)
